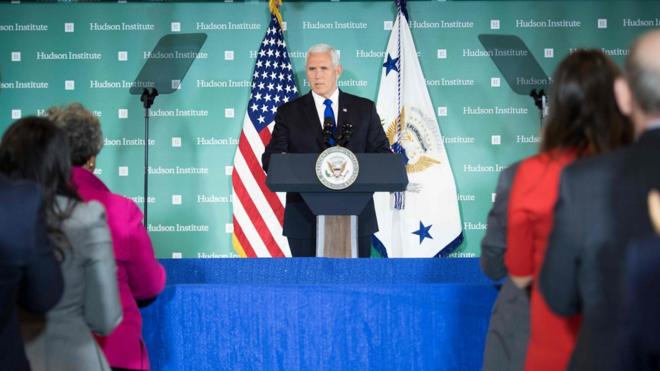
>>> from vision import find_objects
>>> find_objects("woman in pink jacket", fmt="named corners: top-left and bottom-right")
top-left (48, 103), bottom-right (166, 371)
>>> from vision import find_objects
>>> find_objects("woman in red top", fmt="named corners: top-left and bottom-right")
top-left (505, 50), bottom-right (633, 371)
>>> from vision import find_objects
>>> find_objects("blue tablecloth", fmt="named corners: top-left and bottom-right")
top-left (141, 258), bottom-right (497, 371)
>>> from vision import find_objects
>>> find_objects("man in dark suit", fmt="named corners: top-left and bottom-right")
top-left (262, 43), bottom-right (391, 257)
top-left (620, 190), bottom-right (660, 371)
top-left (0, 175), bottom-right (63, 371)
top-left (622, 235), bottom-right (660, 371)
top-left (480, 162), bottom-right (530, 371)
top-left (539, 30), bottom-right (660, 371)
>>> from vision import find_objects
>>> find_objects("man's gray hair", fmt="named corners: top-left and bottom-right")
top-left (626, 40), bottom-right (660, 116)
top-left (47, 102), bottom-right (103, 166)
top-left (306, 43), bottom-right (340, 66)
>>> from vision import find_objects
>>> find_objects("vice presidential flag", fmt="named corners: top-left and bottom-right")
top-left (231, 2), bottom-right (298, 257)
top-left (373, 5), bottom-right (463, 257)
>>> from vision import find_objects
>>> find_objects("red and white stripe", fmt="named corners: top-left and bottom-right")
top-left (232, 115), bottom-right (290, 257)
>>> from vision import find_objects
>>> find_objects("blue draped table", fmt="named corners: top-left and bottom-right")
top-left (141, 258), bottom-right (497, 371)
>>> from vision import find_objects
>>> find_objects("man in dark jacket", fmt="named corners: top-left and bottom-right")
top-left (262, 43), bottom-right (391, 257)
top-left (480, 162), bottom-right (530, 371)
top-left (0, 175), bottom-right (63, 371)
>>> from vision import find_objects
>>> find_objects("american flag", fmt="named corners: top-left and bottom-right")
top-left (231, 13), bottom-right (298, 257)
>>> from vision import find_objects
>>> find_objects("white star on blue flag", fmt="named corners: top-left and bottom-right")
top-left (247, 16), bottom-right (298, 133)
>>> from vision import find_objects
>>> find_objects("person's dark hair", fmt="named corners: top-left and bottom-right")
top-left (47, 103), bottom-right (103, 166)
top-left (0, 117), bottom-right (81, 256)
top-left (542, 49), bottom-right (633, 154)
top-left (625, 37), bottom-right (660, 116)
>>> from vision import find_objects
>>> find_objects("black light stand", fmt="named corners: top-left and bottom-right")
top-left (128, 33), bottom-right (207, 227)
top-left (140, 88), bottom-right (158, 225)
top-left (530, 89), bottom-right (548, 127)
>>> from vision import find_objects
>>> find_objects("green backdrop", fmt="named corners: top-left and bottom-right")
top-left (1, 1), bottom-right (656, 258)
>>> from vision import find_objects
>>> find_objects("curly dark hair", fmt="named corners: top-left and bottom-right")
top-left (47, 103), bottom-right (103, 166)
top-left (542, 49), bottom-right (633, 155)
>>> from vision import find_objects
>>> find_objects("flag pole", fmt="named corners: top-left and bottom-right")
top-left (232, 0), bottom-right (297, 257)
top-left (269, 0), bottom-right (284, 27)
top-left (394, 0), bottom-right (405, 210)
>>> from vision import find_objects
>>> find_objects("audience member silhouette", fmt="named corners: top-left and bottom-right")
top-left (620, 189), bottom-right (660, 371)
top-left (0, 116), bottom-right (121, 371)
top-left (481, 162), bottom-right (529, 371)
top-left (0, 173), bottom-right (63, 371)
top-left (540, 30), bottom-right (660, 371)
top-left (48, 103), bottom-right (166, 371)
top-left (505, 49), bottom-right (633, 371)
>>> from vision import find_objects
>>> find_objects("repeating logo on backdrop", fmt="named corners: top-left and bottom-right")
top-left (384, 106), bottom-right (442, 173)
top-left (315, 146), bottom-right (359, 190)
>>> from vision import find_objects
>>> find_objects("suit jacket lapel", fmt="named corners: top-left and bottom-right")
top-left (302, 92), bottom-right (325, 149)
top-left (337, 90), bottom-right (347, 128)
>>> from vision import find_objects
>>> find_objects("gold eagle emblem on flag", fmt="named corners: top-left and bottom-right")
top-left (384, 107), bottom-right (442, 173)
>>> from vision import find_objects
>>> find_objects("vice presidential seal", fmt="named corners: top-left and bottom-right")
top-left (315, 146), bottom-right (359, 190)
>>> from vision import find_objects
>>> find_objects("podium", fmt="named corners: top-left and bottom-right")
top-left (266, 153), bottom-right (407, 257)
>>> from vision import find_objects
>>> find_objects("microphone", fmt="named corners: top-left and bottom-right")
top-left (336, 122), bottom-right (353, 147)
top-left (323, 117), bottom-right (335, 147)
top-left (530, 89), bottom-right (548, 127)
top-left (529, 89), bottom-right (546, 111)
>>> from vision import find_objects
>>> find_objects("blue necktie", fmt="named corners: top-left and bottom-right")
top-left (323, 98), bottom-right (336, 145)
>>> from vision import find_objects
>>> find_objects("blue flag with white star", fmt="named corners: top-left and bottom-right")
top-left (373, 5), bottom-right (463, 257)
